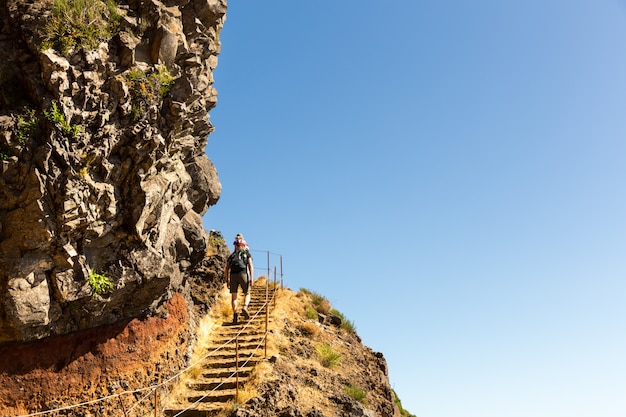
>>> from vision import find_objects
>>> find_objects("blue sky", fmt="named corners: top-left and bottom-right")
top-left (201, 1), bottom-right (626, 416)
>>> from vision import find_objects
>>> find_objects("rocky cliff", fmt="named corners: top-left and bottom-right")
top-left (0, 0), bottom-right (224, 343)
top-left (0, 0), bottom-right (228, 413)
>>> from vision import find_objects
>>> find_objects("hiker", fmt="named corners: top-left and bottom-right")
top-left (224, 233), bottom-right (254, 324)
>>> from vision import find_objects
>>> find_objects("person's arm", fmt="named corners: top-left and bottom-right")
top-left (247, 257), bottom-right (254, 286)
top-left (224, 261), bottom-right (229, 286)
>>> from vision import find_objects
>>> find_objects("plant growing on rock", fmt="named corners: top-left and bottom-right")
top-left (331, 308), bottom-right (356, 335)
top-left (393, 389), bottom-right (416, 417)
top-left (16, 108), bottom-right (39, 144)
top-left (41, 0), bottom-right (121, 55)
top-left (345, 384), bottom-right (367, 404)
top-left (88, 270), bottom-right (114, 298)
top-left (44, 101), bottom-right (80, 138)
top-left (315, 343), bottom-right (341, 368)
top-left (124, 65), bottom-right (177, 121)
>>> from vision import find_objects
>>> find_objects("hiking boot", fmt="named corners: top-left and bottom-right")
top-left (232, 313), bottom-right (238, 325)
top-left (242, 307), bottom-right (250, 320)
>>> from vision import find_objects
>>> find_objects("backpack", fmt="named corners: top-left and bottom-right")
top-left (229, 250), bottom-right (248, 273)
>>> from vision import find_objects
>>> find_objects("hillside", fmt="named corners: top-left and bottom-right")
top-left (164, 278), bottom-right (415, 417)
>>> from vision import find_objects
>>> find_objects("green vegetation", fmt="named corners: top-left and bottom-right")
top-left (124, 65), bottom-right (177, 121)
top-left (345, 384), bottom-right (367, 404)
top-left (315, 343), bottom-right (341, 368)
top-left (16, 108), bottom-right (39, 144)
top-left (331, 308), bottom-right (357, 335)
top-left (208, 232), bottom-right (226, 248)
top-left (44, 101), bottom-right (81, 138)
top-left (393, 389), bottom-right (416, 417)
top-left (41, 0), bottom-right (121, 55)
top-left (305, 306), bottom-right (318, 320)
top-left (88, 270), bottom-right (114, 297)
top-left (309, 291), bottom-right (331, 315)
top-left (300, 288), bottom-right (357, 334)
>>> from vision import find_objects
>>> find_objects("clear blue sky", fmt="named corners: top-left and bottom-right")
top-left (201, 1), bottom-right (626, 416)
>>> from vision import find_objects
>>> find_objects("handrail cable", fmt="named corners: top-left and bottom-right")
top-left (170, 288), bottom-right (275, 417)
top-left (134, 291), bottom-right (275, 417)
top-left (11, 282), bottom-right (278, 417)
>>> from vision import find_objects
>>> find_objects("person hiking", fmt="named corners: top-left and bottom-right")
top-left (224, 234), bottom-right (254, 324)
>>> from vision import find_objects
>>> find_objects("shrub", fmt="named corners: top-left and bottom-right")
top-left (305, 306), bottom-right (318, 320)
top-left (299, 288), bottom-right (312, 296)
top-left (124, 65), bottom-right (177, 121)
top-left (345, 384), bottom-right (367, 404)
top-left (393, 389), bottom-right (416, 417)
top-left (16, 108), bottom-right (39, 144)
top-left (315, 343), bottom-right (341, 368)
top-left (88, 270), bottom-right (114, 297)
top-left (44, 101), bottom-right (80, 138)
top-left (309, 292), bottom-right (332, 315)
top-left (41, 0), bottom-right (121, 55)
top-left (298, 322), bottom-right (320, 338)
top-left (331, 309), bottom-right (357, 335)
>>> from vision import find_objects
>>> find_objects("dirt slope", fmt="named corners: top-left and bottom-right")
top-left (166, 280), bottom-right (404, 417)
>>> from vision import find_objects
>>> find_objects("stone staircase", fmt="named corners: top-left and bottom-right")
top-left (164, 284), bottom-right (275, 417)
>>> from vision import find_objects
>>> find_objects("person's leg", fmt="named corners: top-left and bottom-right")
top-left (229, 275), bottom-right (240, 324)
top-left (231, 293), bottom-right (238, 315)
top-left (241, 278), bottom-right (251, 319)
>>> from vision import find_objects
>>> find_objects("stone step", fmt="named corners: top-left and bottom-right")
top-left (163, 285), bottom-right (275, 416)
top-left (163, 403), bottom-right (225, 417)
top-left (201, 364), bottom-right (256, 379)
top-left (187, 376), bottom-right (246, 391)
top-left (188, 387), bottom-right (239, 403)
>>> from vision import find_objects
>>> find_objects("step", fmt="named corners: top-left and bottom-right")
top-left (201, 354), bottom-right (261, 368)
top-left (201, 365), bottom-right (255, 379)
top-left (188, 387), bottom-right (240, 403)
top-left (210, 332), bottom-right (266, 342)
top-left (204, 349), bottom-right (263, 361)
top-left (187, 375), bottom-right (249, 391)
top-left (164, 402), bottom-right (226, 417)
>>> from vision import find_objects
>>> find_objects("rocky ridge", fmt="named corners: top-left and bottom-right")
top-left (165, 283), bottom-right (411, 417)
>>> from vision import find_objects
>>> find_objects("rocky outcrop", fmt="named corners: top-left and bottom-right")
top-left (0, 0), bottom-right (225, 343)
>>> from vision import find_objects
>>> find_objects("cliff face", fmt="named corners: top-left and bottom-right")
top-left (0, 0), bottom-right (225, 343)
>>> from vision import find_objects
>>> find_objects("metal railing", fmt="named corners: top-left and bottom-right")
top-left (10, 253), bottom-right (284, 417)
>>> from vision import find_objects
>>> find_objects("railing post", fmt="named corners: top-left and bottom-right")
top-left (236, 334), bottom-right (239, 403)
top-left (266, 251), bottom-right (270, 282)
top-left (265, 280), bottom-right (269, 358)
top-left (273, 266), bottom-right (277, 309)
top-left (280, 255), bottom-right (283, 289)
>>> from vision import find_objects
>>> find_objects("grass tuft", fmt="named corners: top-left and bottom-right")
top-left (345, 384), bottom-right (367, 404)
top-left (331, 309), bottom-right (357, 335)
top-left (41, 0), bottom-right (121, 55)
top-left (315, 343), bottom-right (341, 368)
top-left (44, 101), bottom-right (80, 138)
top-left (87, 270), bottom-right (113, 297)
top-left (298, 321), bottom-right (320, 338)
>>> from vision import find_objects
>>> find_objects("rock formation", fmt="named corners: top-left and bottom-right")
top-left (0, 0), bottom-right (225, 343)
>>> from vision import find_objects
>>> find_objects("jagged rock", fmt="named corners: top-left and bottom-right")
top-left (0, 0), bottom-right (225, 344)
